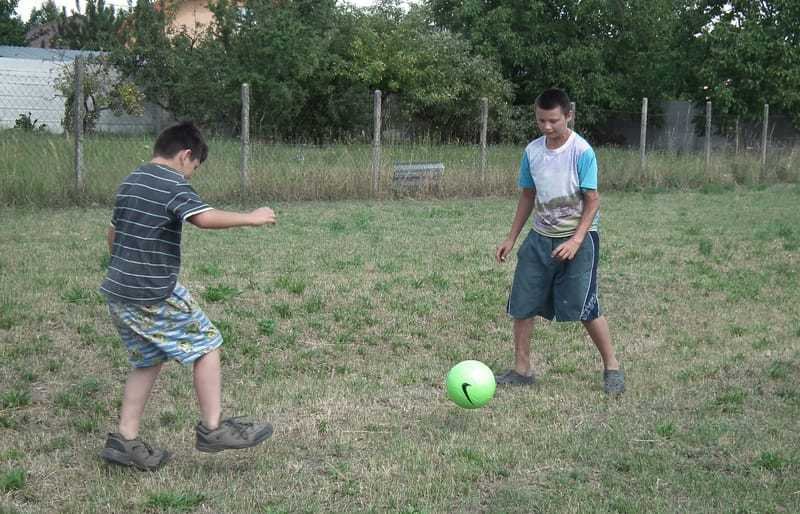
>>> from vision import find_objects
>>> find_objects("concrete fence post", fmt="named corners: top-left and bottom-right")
top-left (640, 97), bottom-right (648, 176)
top-left (240, 83), bottom-right (251, 196)
top-left (73, 57), bottom-right (84, 192)
top-left (761, 103), bottom-right (769, 172)
top-left (480, 97), bottom-right (488, 184)
top-left (372, 90), bottom-right (382, 195)
top-left (705, 101), bottom-right (712, 175)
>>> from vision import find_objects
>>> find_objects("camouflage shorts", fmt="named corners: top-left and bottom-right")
top-left (107, 283), bottom-right (223, 368)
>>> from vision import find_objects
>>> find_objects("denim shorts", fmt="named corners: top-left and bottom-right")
top-left (108, 282), bottom-right (223, 368)
top-left (507, 230), bottom-right (602, 322)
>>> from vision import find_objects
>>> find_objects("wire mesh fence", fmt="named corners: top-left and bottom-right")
top-left (0, 69), bottom-right (66, 133)
top-left (2, 58), bottom-right (800, 206)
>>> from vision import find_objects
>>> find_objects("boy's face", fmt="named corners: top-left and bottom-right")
top-left (535, 105), bottom-right (572, 141)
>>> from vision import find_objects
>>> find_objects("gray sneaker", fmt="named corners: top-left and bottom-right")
top-left (603, 368), bottom-right (625, 395)
top-left (496, 369), bottom-right (536, 386)
top-left (100, 433), bottom-right (171, 471)
top-left (195, 417), bottom-right (273, 453)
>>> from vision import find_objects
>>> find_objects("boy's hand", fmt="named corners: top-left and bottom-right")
top-left (496, 238), bottom-right (515, 263)
top-left (552, 237), bottom-right (581, 261)
top-left (250, 207), bottom-right (277, 226)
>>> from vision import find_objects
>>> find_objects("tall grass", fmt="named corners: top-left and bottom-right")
top-left (2, 129), bottom-right (798, 206)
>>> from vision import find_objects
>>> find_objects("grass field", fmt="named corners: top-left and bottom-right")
top-left (2, 130), bottom-right (798, 206)
top-left (1, 188), bottom-right (799, 513)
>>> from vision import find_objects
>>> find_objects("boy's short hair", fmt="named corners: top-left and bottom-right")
top-left (535, 89), bottom-right (572, 114)
top-left (153, 121), bottom-right (209, 163)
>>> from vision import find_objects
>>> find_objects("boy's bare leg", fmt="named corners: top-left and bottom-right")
top-left (119, 363), bottom-right (163, 440)
top-left (513, 318), bottom-right (535, 375)
top-left (582, 316), bottom-right (620, 370)
top-left (194, 349), bottom-right (221, 430)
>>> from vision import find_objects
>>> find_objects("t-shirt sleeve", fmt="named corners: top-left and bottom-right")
top-left (518, 151), bottom-right (535, 189)
top-left (166, 183), bottom-right (213, 222)
top-left (577, 147), bottom-right (598, 190)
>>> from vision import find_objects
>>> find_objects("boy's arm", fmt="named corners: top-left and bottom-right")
top-left (551, 190), bottom-right (599, 261)
top-left (188, 207), bottom-right (276, 229)
top-left (496, 188), bottom-right (536, 263)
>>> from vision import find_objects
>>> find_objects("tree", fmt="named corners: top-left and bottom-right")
top-left (691, 0), bottom-right (800, 128)
top-left (0, 0), bottom-right (26, 45)
top-left (425, 0), bottom-right (721, 140)
top-left (26, 0), bottom-right (62, 27)
top-left (56, 0), bottom-right (126, 50)
top-left (340, 2), bottom-right (512, 141)
top-left (55, 56), bottom-right (145, 133)
top-left (203, 0), bottom-right (342, 136)
top-left (111, 0), bottom-right (178, 115)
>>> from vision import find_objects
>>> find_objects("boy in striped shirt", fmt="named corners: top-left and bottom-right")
top-left (99, 122), bottom-right (277, 470)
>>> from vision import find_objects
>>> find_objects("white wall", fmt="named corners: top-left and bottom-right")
top-left (0, 57), bottom-right (66, 132)
top-left (0, 57), bottom-right (160, 135)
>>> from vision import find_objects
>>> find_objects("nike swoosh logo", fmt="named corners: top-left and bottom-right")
top-left (461, 382), bottom-right (474, 405)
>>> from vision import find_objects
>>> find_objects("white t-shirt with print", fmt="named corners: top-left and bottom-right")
top-left (518, 131), bottom-right (599, 238)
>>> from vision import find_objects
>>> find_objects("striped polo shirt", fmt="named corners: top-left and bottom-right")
top-left (100, 163), bottom-right (213, 304)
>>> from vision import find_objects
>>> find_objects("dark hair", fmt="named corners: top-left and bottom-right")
top-left (535, 89), bottom-right (572, 114)
top-left (153, 121), bottom-right (208, 163)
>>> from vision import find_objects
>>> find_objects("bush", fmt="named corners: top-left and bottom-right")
top-left (13, 113), bottom-right (47, 133)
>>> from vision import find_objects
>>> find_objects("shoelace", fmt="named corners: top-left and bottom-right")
top-left (130, 438), bottom-right (157, 457)
top-left (223, 417), bottom-right (255, 439)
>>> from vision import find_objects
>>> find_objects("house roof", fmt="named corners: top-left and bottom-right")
top-left (0, 45), bottom-right (103, 62)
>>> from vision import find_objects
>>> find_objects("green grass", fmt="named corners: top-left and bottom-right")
top-left (2, 130), bottom-right (799, 206)
top-left (0, 189), bottom-right (799, 512)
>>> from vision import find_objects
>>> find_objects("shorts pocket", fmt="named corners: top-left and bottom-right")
top-left (565, 239), bottom-right (593, 278)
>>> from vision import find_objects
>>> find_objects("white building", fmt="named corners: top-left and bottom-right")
top-left (0, 45), bottom-right (161, 134)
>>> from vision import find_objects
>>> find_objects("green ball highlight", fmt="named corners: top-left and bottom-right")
top-left (446, 360), bottom-right (496, 409)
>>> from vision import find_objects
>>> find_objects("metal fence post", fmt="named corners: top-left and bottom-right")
top-left (372, 90), bottom-right (382, 195)
top-left (479, 97), bottom-right (488, 184)
top-left (640, 97), bottom-right (648, 177)
top-left (73, 57), bottom-right (84, 192)
top-left (568, 101), bottom-right (576, 130)
top-left (705, 101), bottom-right (712, 175)
top-left (240, 83), bottom-right (250, 196)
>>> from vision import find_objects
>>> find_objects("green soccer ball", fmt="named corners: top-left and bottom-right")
top-left (446, 360), bottom-right (496, 409)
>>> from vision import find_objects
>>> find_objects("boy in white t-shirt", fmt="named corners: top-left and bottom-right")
top-left (495, 89), bottom-right (624, 395)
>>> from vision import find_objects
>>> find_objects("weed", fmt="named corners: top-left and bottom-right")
top-left (258, 319), bottom-right (276, 336)
top-left (143, 491), bottom-right (205, 512)
top-left (754, 451), bottom-right (786, 472)
top-left (275, 275), bottom-right (307, 295)
top-left (767, 360), bottom-right (792, 380)
top-left (0, 469), bottom-right (25, 492)
top-left (0, 389), bottom-right (30, 409)
top-left (203, 284), bottom-right (240, 302)
top-left (61, 287), bottom-right (94, 304)
top-left (272, 302), bottom-right (292, 319)
top-left (656, 422), bottom-right (676, 438)
top-left (698, 238), bottom-right (713, 257)
top-left (302, 296), bottom-right (323, 314)
top-left (198, 263), bottom-right (223, 278)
